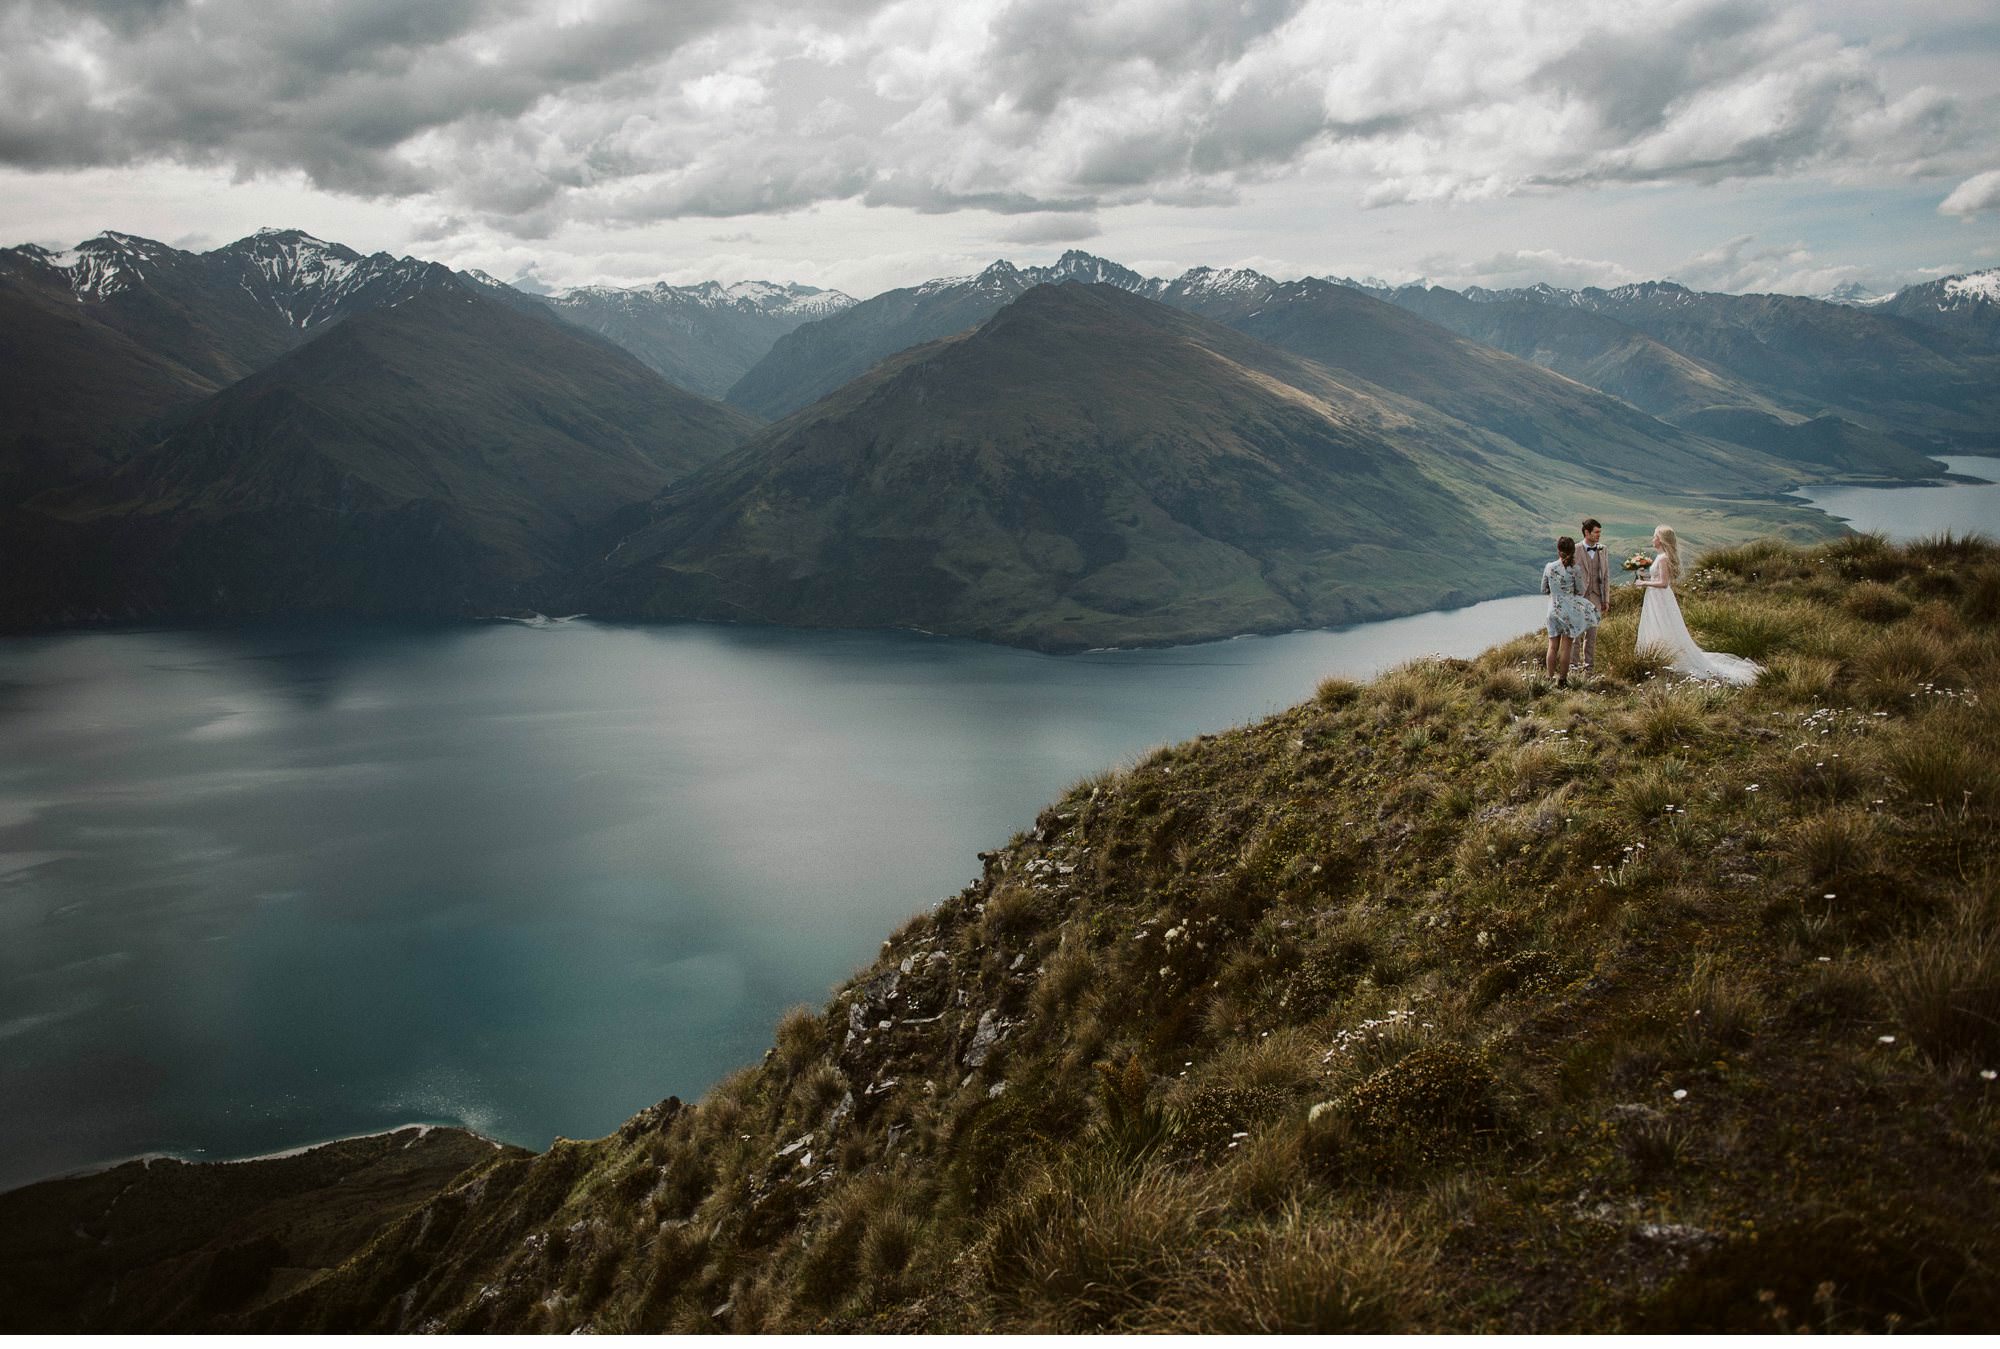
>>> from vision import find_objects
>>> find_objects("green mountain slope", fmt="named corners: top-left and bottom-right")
top-left (13, 534), bottom-right (1997, 1332)
top-left (2, 282), bottom-right (760, 626)
top-left (725, 254), bottom-right (1147, 419)
top-left (1401, 282), bottom-right (2000, 454)
top-left (591, 283), bottom-right (1834, 651)
top-left (1167, 275), bottom-right (1939, 480)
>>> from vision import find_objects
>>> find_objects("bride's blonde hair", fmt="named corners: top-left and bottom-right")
top-left (1654, 525), bottom-right (1681, 579)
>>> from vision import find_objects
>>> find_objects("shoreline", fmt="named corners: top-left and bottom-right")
top-left (4, 1120), bottom-right (514, 1197)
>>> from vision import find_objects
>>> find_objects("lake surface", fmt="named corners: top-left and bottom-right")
top-left (4, 463), bottom-right (1991, 1192)
top-left (0, 595), bottom-right (1545, 1191)
top-left (1790, 454), bottom-right (2000, 542)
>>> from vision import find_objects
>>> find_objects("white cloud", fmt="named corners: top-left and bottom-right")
top-left (1940, 168), bottom-right (2000, 216)
top-left (1416, 247), bottom-right (1643, 291)
top-left (1667, 234), bottom-right (1870, 295)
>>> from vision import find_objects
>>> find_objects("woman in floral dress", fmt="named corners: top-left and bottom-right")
top-left (1540, 534), bottom-right (1598, 687)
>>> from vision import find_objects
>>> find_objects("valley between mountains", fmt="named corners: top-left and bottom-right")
top-left (7, 229), bottom-right (1994, 648)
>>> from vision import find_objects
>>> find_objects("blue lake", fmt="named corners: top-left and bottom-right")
top-left (0, 596), bottom-right (1545, 1190)
top-left (3, 462), bottom-right (1991, 1192)
top-left (1790, 454), bottom-right (2000, 542)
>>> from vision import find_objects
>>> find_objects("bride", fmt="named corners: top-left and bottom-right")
top-left (1634, 525), bottom-right (1763, 685)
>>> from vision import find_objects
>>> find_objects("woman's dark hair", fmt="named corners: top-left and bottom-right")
top-left (1557, 535), bottom-right (1576, 561)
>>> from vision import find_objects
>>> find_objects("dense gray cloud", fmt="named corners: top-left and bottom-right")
top-left (0, 0), bottom-right (1993, 238)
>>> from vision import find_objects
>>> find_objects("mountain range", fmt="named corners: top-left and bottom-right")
top-left (3, 227), bottom-right (1990, 644)
top-left (542, 279), bottom-right (853, 399)
top-left (594, 282), bottom-right (1825, 650)
top-left (722, 251), bottom-right (1998, 475)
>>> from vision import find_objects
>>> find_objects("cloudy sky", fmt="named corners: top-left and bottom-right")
top-left (2, 0), bottom-right (1996, 299)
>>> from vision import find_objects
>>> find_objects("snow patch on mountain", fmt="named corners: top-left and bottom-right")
top-left (548, 278), bottom-right (855, 317)
top-left (1941, 270), bottom-right (2000, 306)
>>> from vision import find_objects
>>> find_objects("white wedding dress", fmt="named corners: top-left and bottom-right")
top-left (1635, 565), bottom-right (1763, 685)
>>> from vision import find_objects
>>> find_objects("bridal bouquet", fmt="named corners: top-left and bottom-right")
top-left (1621, 552), bottom-right (1653, 572)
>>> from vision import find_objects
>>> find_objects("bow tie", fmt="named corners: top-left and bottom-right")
top-left (1586, 545), bottom-right (1600, 552)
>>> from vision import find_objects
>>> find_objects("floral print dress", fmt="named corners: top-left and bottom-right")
top-left (1541, 560), bottom-right (1599, 639)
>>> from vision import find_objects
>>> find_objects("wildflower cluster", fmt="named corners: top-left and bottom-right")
top-left (1319, 1008), bottom-right (1431, 1062)
top-left (1909, 680), bottom-right (1979, 706)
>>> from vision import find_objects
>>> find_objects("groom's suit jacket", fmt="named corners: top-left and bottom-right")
top-left (1577, 542), bottom-right (1611, 609)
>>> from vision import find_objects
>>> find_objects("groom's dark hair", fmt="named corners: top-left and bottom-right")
top-left (1581, 517), bottom-right (1601, 532)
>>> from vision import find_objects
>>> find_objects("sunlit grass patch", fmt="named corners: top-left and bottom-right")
top-left (1685, 596), bottom-right (1808, 660)
top-left (1620, 683), bottom-right (1716, 751)
top-left (1701, 536), bottom-right (1806, 580)
top-left (1757, 653), bottom-right (1841, 704)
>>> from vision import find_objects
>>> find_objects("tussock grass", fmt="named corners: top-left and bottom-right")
top-left (1876, 883), bottom-right (2000, 1069)
top-left (1622, 683), bottom-right (1714, 750)
top-left (1842, 580), bottom-right (1912, 624)
top-left (983, 1156), bottom-right (1224, 1331)
top-left (1148, 1202), bottom-right (1444, 1333)
top-left (1687, 597), bottom-right (1807, 660)
top-left (1757, 653), bottom-right (1841, 704)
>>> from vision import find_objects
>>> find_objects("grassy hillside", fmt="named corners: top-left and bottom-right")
top-left (13, 533), bottom-right (1998, 1332)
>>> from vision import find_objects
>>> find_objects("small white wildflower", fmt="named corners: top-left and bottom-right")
top-left (1308, 1101), bottom-right (1336, 1122)
top-left (1823, 893), bottom-right (1836, 900)
top-left (1981, 1070), bottom-right (1997, 1082)
top-left (1672, 1088), bottom-right (1688, 1101)
top-left (1878, 1035), bottom-right (1896, 1045)
top-left (1817, 956), bottom-right (1832, 963)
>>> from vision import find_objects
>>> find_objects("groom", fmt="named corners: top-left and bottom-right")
top-left (1575, 517), bottom-right (1610, 671)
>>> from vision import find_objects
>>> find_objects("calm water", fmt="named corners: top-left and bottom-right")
top-left (1791, 454), bottom-right (2000, 542)
top-left (0, 596), bottom-right (1545, 1190)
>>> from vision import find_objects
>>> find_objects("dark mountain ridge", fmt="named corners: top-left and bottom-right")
top-left (3, 280), bottom-right (758, 626)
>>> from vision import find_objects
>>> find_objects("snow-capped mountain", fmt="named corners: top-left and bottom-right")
top-left (213, 228), bottom-right (454, 330)
top-left (1816, 281), bottom-right (1895, 306)
top-left (539, 278), bottom-right (855, 398)
top-left (3, 227), bottom-right (459, 333)
top-left (6, 231), bottom-right (176, 301)
top-left (1871, 267), bottom-right (2000, 349)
